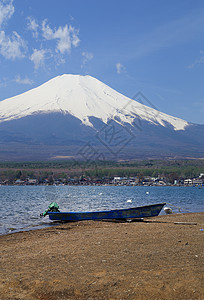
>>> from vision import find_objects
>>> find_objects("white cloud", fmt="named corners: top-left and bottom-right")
top-left (0, 30), bottom-right (27, 59)
top-left (128, 12), bottom-right (204, 61)
top-left (82, 51), bottom-right (93, 67)
top-left (0, 1), bottom-right (27, 60)
top-left (0, 77), bottom-right (7, 88)
top-left (55, 53), bottom-right (66, 66)
top-left (27, 17), bottom-right (39, 38)
top-left (0, 2), bottom-right (80, 70)
top-left (42, 20), bottom-right (80, 54)
top-left (188, 50), bottom-right (204, 69)
top-left (30, 48), bottom-right (47, 69)
top-left (0, 0), bottom-right (14, 28)
top-left (70, 26), bottom-right (80, 47)
top-left (15, 75), bottom-right (33, 85)
top-left (116, 62), bottom-right (125, 74)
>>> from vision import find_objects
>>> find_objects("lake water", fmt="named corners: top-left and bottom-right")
top-left (0, 185), bottom-right (203, 235)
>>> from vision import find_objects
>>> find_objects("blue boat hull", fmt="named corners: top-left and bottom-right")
top-left (48, 203), bottom-right (165, 221)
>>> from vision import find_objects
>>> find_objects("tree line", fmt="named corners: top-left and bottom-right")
top-left (0, 159), bottom-right (203, 184)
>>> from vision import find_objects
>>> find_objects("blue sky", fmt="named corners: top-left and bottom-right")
top-left (0, 0), bottom-right (204, 124)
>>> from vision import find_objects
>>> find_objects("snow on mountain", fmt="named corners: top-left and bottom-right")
top-left (0, 74), bottom-right (189, 131)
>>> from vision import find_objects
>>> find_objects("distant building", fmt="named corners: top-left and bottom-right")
top-left (15, 179), bottom-right (25, 185)
top-left (184, 179), bottom-right (193, 185)
top-left (27, 179), bottom-right (38, 185)
top-left (192, 179), bottom-right (203, 185)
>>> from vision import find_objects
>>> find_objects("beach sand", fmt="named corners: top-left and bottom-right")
top-left (0, 212), bottom-right (204, 300)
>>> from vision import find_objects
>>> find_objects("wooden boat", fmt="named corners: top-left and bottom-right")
top-left (47, 203), bottom-right (166, 221)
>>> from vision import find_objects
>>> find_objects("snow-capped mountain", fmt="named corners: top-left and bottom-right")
top-left (0, 74), bottom-right (188, 130)
top-left (0, 74), bottom-right (203, 160)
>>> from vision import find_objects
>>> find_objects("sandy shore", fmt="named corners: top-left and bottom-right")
top-left (0, 212), bottom-right (204, 300)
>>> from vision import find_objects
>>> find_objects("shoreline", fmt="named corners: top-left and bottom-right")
top-left (1, 204), bottom-right (203, 236)
top-left (0, 183), bottom-right (203, 187)
top-left (1, 212), bottom-right (203, 299)
top-left (0, 221), bottom-right (64, 237)
top-left (1, 210), bottom-right (203, 237)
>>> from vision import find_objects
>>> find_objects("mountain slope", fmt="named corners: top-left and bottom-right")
top-left (0, 74), bottom-right (188, 131)
top-left (0, 74), bottom-right (203, 161)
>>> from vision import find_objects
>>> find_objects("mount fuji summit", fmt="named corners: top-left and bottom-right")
top-left (0, 74), bottom-right (203, 160)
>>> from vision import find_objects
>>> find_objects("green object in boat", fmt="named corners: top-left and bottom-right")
top-left (40, 202), bottom-right (60, 217)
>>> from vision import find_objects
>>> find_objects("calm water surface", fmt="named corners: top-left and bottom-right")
top-left (0, 185), bottom-right (203, 235)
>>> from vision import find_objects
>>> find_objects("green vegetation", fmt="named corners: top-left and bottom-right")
top-left (0, 160), bottom-right (203, 183)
